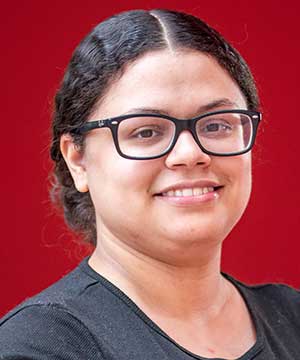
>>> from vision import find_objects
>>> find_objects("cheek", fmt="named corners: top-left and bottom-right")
top-left (85, 154), bottom-right (163, 243)
top-left (85, 131), bottom-right (161, 197)
top-left (238, 154), bottom-right (252, 192)
top-left (213, 154), bottom-right (252, 209)
top-left (86, 150), bottom-right (161, 210)
top-left (227, 154), bottom-right (252, 206)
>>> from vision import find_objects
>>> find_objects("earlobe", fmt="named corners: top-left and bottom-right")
top-left (60, 134), bottom-right (89, 193)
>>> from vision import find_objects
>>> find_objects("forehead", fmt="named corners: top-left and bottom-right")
top-left (92, 50), bottom-right (246, 119)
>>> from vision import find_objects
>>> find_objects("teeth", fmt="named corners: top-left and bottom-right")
top-left (175, 189), bottom-right (182, 197)
top-left (182, 188), bottom-right (193, 196)
top-left (162, 187), bottom-right (215, 197)
top-left (193, 188), bottom-right (203, 196)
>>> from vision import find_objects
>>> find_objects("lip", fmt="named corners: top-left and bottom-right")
top-left (154, 180), bottom-right (223, 196)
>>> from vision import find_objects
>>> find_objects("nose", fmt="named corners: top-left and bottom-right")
top-left (165, 130), bottom-right (211, 169)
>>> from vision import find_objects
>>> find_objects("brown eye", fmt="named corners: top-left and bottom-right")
top-left (206, 123), bottom-right (219, 132)
top-left (204, 123), bottom-right (232, 132)
top-left (137, 129), bottom-right (156, 138)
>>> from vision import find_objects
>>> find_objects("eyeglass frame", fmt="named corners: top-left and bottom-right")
top-left (72, 109), bottom-right (262, 160)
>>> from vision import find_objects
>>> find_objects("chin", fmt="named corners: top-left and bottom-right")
top-left (152, 231), bottom-right (224, 266)
top-left (159, 223), bottom-right (225, 247)
top-left (160, 207), bottom-right (245, 245)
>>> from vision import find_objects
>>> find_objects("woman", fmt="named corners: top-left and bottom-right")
top-left (1, 9), bottom-right (299, 360)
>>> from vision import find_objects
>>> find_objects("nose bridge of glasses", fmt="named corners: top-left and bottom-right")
top-left (166, 120), bottom-right (211, 166)
top-left (174, 117), bottom-right (200, 142)
top-left (172, 118), bottom-right (204, 153)
top-left (175, 117), bottom-right (194, 131)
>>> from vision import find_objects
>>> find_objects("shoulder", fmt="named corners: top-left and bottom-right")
top-left (0, 303), bottom-right (104, 359)
top-left (231, 275), bottom-right (300, 302)
top-left (0, 258), bottom-right (105, 359)
top-left (225, 273), bottom-right (300, 319)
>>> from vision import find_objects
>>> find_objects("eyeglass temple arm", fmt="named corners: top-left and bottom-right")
top-left (73, 120), bottom-right (108, 134)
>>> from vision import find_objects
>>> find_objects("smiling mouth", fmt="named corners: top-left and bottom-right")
top-left (155, 186), bottom-right (223, 197)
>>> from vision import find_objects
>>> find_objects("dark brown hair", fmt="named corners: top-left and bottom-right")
top-left (50, 9), bottom-right (259, 246)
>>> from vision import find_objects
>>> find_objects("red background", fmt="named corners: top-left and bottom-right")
top-left (2, 0), bottom-right (300, 316)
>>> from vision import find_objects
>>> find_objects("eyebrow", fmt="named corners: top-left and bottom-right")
top-left (124, 98), bottom-right (241, 117)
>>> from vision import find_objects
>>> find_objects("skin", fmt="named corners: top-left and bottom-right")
top-left (61, 50), bottom-right (255, 359)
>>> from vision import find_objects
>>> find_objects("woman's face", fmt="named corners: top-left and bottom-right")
top-left (65, 50), bottom-right (252, 264)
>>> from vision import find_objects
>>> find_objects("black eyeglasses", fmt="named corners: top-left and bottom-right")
top-left (73, 109), bottom-right (262, 160)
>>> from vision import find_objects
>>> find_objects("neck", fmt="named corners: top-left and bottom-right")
top-left (89, 231), bottom-right (229, 320)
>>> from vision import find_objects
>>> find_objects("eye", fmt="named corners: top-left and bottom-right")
top-left (129, 124), bottom-right (167, 141)
top-left (135, 128), bottom-right (159, 138)
top-left (197, 117), bottom-right (235, 139)
top-left (118, 116), bottom-right (175, 144)
top-left (204, 122), bottom-right (232, 132)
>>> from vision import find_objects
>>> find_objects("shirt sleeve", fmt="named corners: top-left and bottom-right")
top-left (0, 304), bottom-right (104, 360)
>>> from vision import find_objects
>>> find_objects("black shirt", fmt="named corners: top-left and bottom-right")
top-left (1, 258), bottom-right (300, 359)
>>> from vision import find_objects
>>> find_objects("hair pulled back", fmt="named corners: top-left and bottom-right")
top-left (50, 9), bottom-right (259, 246)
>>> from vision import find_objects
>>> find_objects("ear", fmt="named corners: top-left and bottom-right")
top-left (60, 134), bottom-right (89, 193)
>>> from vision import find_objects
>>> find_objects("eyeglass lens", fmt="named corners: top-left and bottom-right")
top-left (117, 113), bottom-right (253, 158)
